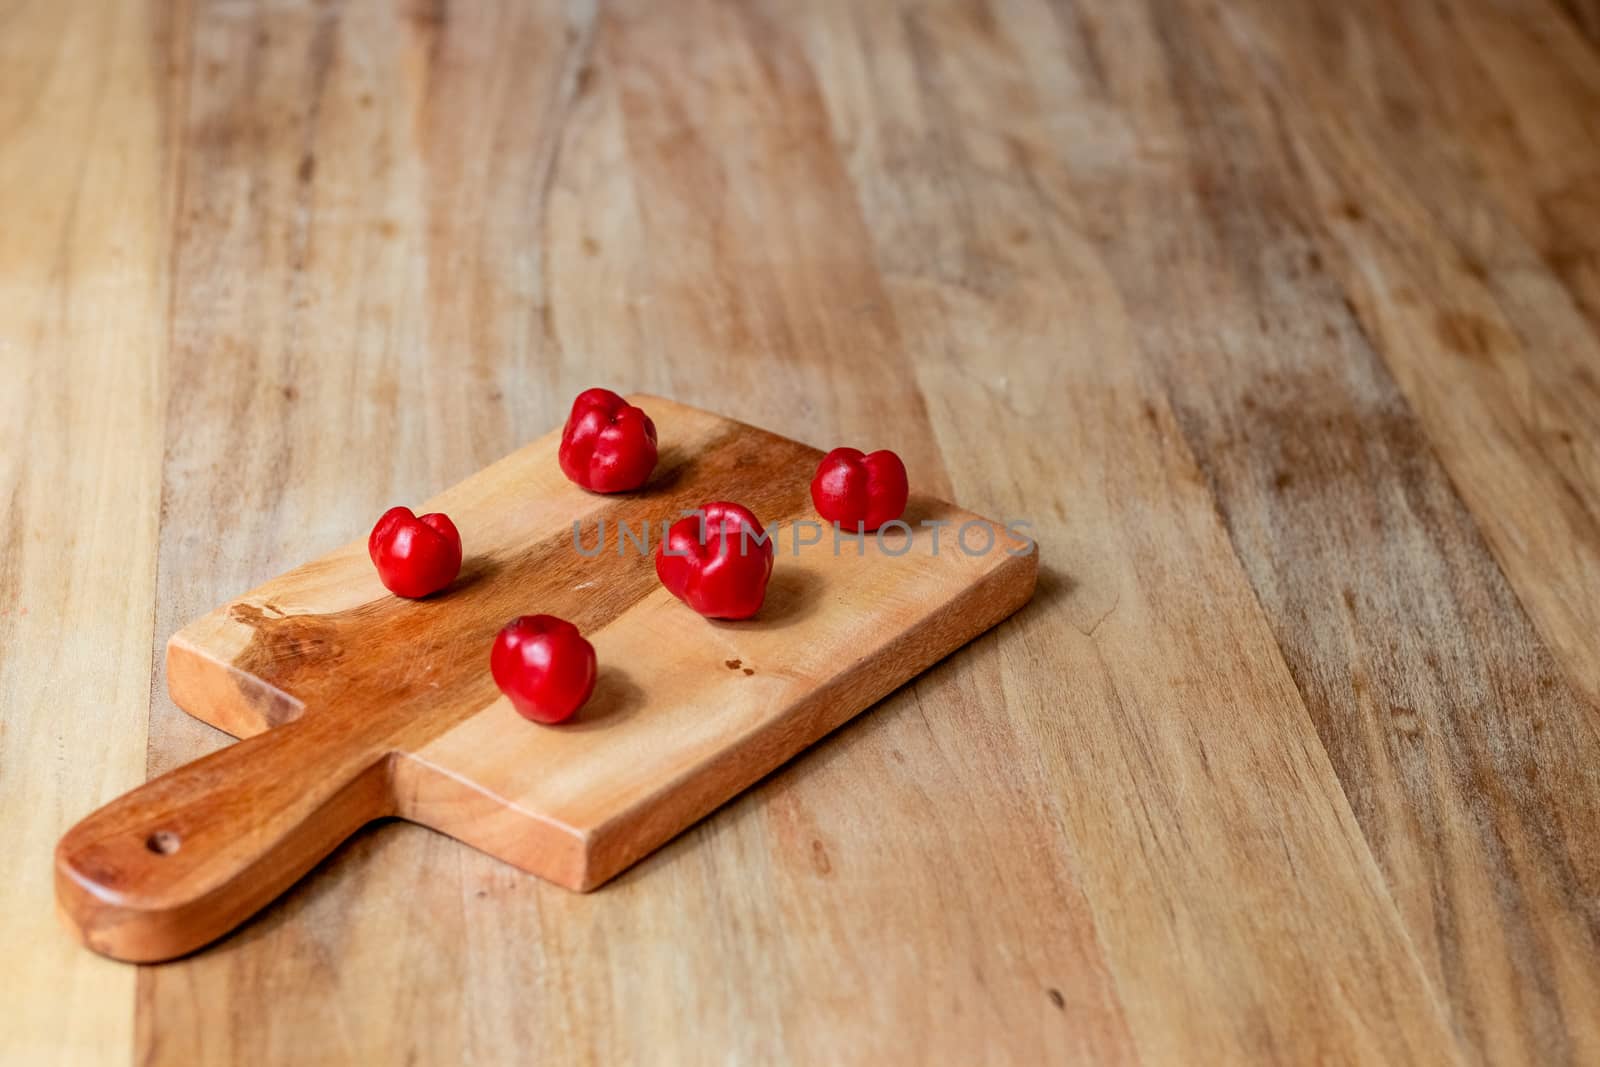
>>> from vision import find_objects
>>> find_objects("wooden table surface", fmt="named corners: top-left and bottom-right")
top-left (5, 0), bottom-right (1600, 1063)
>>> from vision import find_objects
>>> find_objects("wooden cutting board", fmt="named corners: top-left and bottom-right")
top-left (55, 396), bottom-right (1036, 962)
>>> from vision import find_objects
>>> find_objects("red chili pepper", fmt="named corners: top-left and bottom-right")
top-left (809, 448), bottom-right (909, 531)
top-left (368, 506), bottom-right (463, 598)
top-left (558, 388), bottom-right (659, 493)
top-left (655, 501), bottom-right (775, 620)
top-left (490, 614), bottom-right (598, 724)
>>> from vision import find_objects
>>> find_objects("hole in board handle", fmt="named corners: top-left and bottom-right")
top-left (146, 831), bottom-right (181, 856)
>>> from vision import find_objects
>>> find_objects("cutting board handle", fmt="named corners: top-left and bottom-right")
top-left (55, 714), bottom-right (394, 962)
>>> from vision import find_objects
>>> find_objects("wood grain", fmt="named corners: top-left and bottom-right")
top-left (57, 397), bottom-right (1034, 961)
top-left (926, 0), bottom-right (1600, 1058)
top-left (8, 0), bottom-right (1600, 1061)
top-left (0, 0), bottom-right (175, 1061)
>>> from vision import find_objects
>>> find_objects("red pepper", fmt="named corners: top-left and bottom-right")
top-left (558, 388), bottom-right (659, 493)
top-left (809, 448), bottom-right (909, 531)
top-left (368, 506), bottom-right (462, 598)
top-left (655, 501), bottom-right (775, 620)
top-left (490, 614), bottom-right (598, 724)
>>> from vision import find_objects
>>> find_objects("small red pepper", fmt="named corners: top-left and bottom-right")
top-left (490, 614), bottom-right (598, 724)
top-left (655, 501), bottom-right (775, 620)
top-left (368, 506), bottom-right (463, 598)
top-left (809, 448), bottom-right (909, 531)
top-left (558, 388), bottom-right (659, 493)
